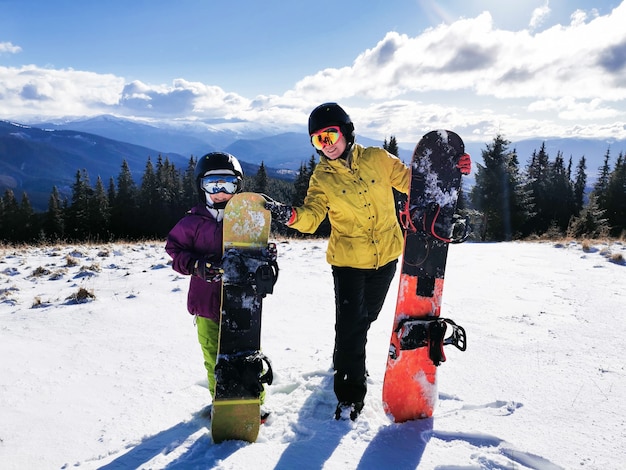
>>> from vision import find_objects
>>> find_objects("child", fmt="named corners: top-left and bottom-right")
top-left (165, 151), bottom-right (244, 400)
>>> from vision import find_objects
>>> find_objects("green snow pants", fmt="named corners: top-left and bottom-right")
top-left (196, 315), bottom-right (220, 398)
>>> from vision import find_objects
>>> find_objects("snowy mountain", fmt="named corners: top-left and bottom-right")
top-left (0, 119), bottom-right (294, 211)
top-left (31, 115), bottom-right (626, 175)
top-left (31, 115), bottom-right (285, 157)
top-left (0, 120), bottom-right (190, 211)
top-left (3, 114), bottom-right (625, 212)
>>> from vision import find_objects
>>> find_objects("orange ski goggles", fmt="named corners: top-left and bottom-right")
top-left (311, 126), bottom-right (342, 150)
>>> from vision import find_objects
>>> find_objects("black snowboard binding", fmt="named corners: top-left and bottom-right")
top-left (390, 317), bottom-right (467, 366)
top-left (215, 352), bottom-right (274, 397)
top-left (222, 242), bottom-right (279, 297)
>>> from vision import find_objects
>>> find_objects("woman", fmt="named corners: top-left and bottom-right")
top-left (265, 103), bottom-right (411, 420)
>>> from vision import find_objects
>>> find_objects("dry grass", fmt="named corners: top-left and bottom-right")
top-left (30, 266), bottom-right (52, 277)
top-left (65, 287), bottom-right (96, 304)
top-left (65, 255), bottom-right (79, 267)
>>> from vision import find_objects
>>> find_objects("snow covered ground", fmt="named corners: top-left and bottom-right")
top-left (1, 238), bottom-right (624, 469)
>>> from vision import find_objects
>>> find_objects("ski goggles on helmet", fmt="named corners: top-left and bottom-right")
top-left (311, 126), bottom-right (342, 150)
top-left (200, 174), bottom-right (240, 195)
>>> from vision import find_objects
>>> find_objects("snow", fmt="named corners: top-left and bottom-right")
top-left (1, 238), bottom-right (625, 469)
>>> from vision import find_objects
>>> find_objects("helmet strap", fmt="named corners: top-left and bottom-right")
top-left (339, 141), bottom-right (354, 161)
top-left (205, 192), bottom-right (228, 210)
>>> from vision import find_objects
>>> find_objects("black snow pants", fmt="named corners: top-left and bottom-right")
top-left (331, 259), bottom-right (397, 404)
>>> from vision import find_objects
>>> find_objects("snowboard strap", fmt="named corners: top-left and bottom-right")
top-left (255, 260), bottom-right (279, 297)
top-left (423, 203), bottom-right (470, 244)
top-left (399, 201), bottom-right (470, 243)
top-left (394, 317), bottom-right (467, 366)
top-left (423, 202), bottom-right (449, 242)
top-left (222, 244), bottom-right (279, 296)
top-left (258, 353), bottom-right (274, 386)
top-left (399, 202), bottom-right (417, 233)
top-left (215, 351), bottom-right (274, 397)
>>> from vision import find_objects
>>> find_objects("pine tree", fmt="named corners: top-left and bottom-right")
top-left (548, 151), bottom-right (576, 233)
top-left (292, 162), bottom-right (310, 207)
top-left (470, 135), bottom-right (530, 240)
top-left (507, 148), bottom-right (533, 237)
top-left (525, 143), bottom-right (552, 234)
top-left (44, 186), bottom-right (65, 241)
top-left (307, 154), bottom-right (317, 175)
top-left (107, 177), bottom-right (117, 207)
top-left (139, 157), bottom-right (160, 236)
top-left (573, 157), bottom-right (587, 216)
top-left (156, 156), bottom-right (184, 235)
top-left (291, 155), bottom-right (317, 207)
top-left (181, 156), bottom-right (197, 209)
top-left (110, 160), bottom-right (138, 239)
top-left (594, 148), bottom-right (611, 209)
top-left (89, 176), bottom-right (110, 240)
top-left (67, 169), bottom-right (92, 240)
top-left (1, 189), bottom-right (20, 242)
top-left (17, 192), bottom-right (35, 242)
top-left (567, 194), bottom-right (610, 239)
top-left (382, 135), bottom-right (407, 226)
top-left (0, 195), bottom-right (5, 241)
top-left (254, 162), bottom-right (269, 194)
top-left (604, 151), bottom-right (626, 237)
top-left (383, 135), bottom-right (399, 157)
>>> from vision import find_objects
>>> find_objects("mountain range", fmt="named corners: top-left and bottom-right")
top-left (1, 115), bottom-right (624, 212)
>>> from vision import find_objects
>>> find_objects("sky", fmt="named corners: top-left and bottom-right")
top-left (1, 0), bottom-right (626, 143)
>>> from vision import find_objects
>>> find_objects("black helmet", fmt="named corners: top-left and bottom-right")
top-left (308, 102), bottom-right (355, 156)
top-left (194, 152), bottom-right (243, 203)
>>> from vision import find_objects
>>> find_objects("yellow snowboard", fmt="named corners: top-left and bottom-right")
top-left (211, 192), bottom-right (274, 443)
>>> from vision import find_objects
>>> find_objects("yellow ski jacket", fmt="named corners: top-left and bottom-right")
top-left (289, 143), bottom-right (410, 269)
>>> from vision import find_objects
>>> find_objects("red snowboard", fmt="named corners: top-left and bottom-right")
top-left (382, 130), bottom-right (468, 422)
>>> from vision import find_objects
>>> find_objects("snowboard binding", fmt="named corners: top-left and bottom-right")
top-left (215, 351), bottom-right (274, 397)
top-left (399, 202), bottom-right (470, 243)
top-left (390, 317), bottom-right (467, 366)
top-left (222, 242), bottom-right (279, 296)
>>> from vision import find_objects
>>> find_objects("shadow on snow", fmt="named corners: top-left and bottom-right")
top-left (273, 372), bottom-right (350, 470)
top-left (96, 407), bottom-right (241, 470)
top-left (357, 418), bottom-right (433, 470)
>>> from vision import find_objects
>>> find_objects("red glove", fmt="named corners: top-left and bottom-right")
top-left (457, 153), bottom-right (471, 175)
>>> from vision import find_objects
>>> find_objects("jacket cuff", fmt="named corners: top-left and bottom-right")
top-left (286, 209), bottom-right (297, 226)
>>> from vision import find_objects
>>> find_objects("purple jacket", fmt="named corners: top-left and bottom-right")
top-left (165, 204), bottom-right (222, 321)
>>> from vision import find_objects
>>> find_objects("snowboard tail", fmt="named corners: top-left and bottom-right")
top-left (383, 130), bottom-right (468, 422)
top-left (211, 193), bottom-right (277, 443)
top-left (211, 399), bottom-right (261, 443)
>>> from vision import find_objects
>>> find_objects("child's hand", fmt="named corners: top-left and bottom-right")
top-left (192, 258), bottom-right (224, 283)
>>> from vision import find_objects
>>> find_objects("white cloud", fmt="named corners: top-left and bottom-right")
top-left (0, 41), bottom-right (22, 54)
top-left (529, 1), bottom-right (551, 31)
top-left (288, 4), bottom-right (626, 105)
top-left (528, 97), bottom-right (621, 120)
top-left (1, 3), bottom-right (626, 142)
top-left (0, 65), bottom-right (124, 118)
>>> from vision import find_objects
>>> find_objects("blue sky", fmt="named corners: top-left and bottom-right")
top-left (1, 0), bottom-right (625, 144)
